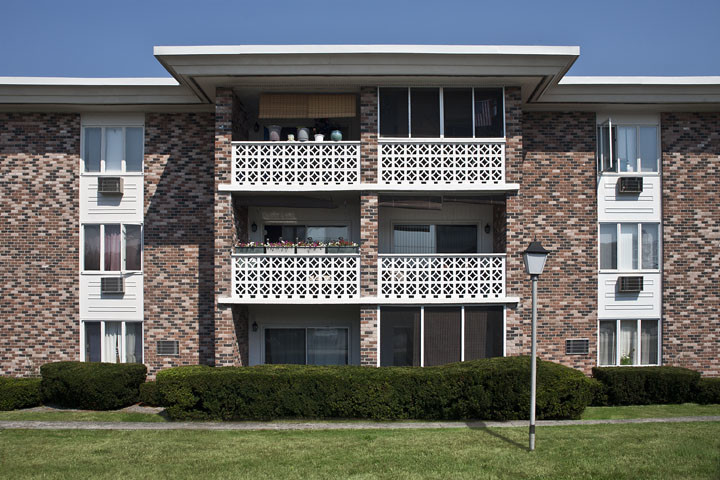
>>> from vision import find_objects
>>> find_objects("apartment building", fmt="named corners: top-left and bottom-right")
top-left (1, 46), bottom-right (718, 377)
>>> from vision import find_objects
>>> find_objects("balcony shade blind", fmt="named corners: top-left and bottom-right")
top-left (259, 94), bottom-right (356, 119)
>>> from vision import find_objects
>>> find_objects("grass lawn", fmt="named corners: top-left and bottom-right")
top-left (0, 410), bottom-right (167, 423)
top-left (0, 422), bottom-right (718, 479)
top-left (582, 403), bottom-right (720, 420)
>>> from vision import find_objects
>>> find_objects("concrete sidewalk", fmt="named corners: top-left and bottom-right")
top-left (0, 416), bottom-right (718, 431)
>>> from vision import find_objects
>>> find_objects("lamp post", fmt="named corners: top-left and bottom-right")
top-left (523, 240), bottom-right (549, 452)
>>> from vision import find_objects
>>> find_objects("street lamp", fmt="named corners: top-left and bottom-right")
top-left (523, 240), bottom-right (549, 452)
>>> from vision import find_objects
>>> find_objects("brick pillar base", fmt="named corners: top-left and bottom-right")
top-left (360, 306), bottom-right (378, 366)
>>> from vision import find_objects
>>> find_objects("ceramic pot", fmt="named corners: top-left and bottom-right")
top-left (297, 127), bottom-right (310, 142)
top-left (330, 130), bottom-right (342, 141)
top-left (314, 134), bottom-right (324, 141)
top-left (287, 133), bottom-right (295, 141)
top-left (268, 125), bottom-right (282, 141)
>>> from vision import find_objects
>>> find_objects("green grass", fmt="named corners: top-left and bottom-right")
top-left (0, 423), bottom-right (718, 479)
top-left (582, 403), bottom-right (720, 420)
top-left (0, 410), bottom-right (167, 423)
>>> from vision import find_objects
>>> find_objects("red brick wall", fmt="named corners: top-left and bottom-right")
top-left (661, 112), bottom-right (720, 376)
top-left (0, 113), bottom-right (80, 376)
top-left (506, 106), bottom-right (598, 373)
top-left (143, 112), bottom-right (215, 375)
top-left (360, 87), bottom-right (378, 184)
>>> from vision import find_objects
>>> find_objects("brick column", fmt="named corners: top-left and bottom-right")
top-left (360, 306), bottom-right (378, 366)
top-left (214, 87), bottom-right (243, 366)
top-left (360, 87), bottom-right (378, 184)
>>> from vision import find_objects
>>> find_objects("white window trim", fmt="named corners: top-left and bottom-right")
top-left (597, 318), bottom-right (661, 367)
top-left (380, 305), bottom-right (506, 367)
top-left (598, 222), bottom-right (661, 273)
top-left (377, 86), bottom-right (506, 140)
top-left (81, 125), bottom-right (145, 176)
top-left (81, 223), bottom-right (144, 274)
top-left (80, 319), bottom-right (144, 363)
top-left (260, 326), bottom-right (350, 366)
top-left (596, 120), bottom-right (660, 175)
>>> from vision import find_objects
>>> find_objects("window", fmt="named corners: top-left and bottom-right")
top-left (596, 122), bottom-right (658, 173)
top-left (598, 319), bottom-right (659, 366)
top-left (264, 327), bottom-right (348, 366)
top-left (83, 126), bottom-right (144, 173)
top-left (83, 224), bottom-right (143, 272)
top-left (379, 88), bottom-right (504, 138)
top-left (263, 225), bottom-right (350, 244)
top-left (392, 224), bottom-right (477, 254)
top-left (599, 223), bottom-right (659, 270)
top-left (84, 321), bottom-right (143, 363)
top-left (380, 306), bottom-right (503, 366)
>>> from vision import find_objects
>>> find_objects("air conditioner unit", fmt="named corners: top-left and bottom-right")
top-left (101, 277), bottom-right (124, 294)
top-left (97, 177), bottom-right (124, 195)
top-left (618, 276), bottom-right (643, 293)
top-left (618, 177), bottom-right (643, 194)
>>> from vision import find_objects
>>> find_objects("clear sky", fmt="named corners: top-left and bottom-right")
top-left (2, 0), bottom-right (719, 78)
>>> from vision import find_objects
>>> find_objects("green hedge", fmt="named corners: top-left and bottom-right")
top-left (139, 381), bottom-right (162, 407)
top-left (157, 357), bottom-right (594, 421)
top-left (591, 366), bottom-right (700, 405)
top-left (0, 377), bottom-right (43, 411)
top-left (41, 362), bottom-right (146, 410)
top-left (696, 378), bottom-right (720, 405)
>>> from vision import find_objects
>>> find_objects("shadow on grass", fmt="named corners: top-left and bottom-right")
top-left (467, 422), bottom-right (529, 451)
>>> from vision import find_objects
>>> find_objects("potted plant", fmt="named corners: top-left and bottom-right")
top-left (296, 239), bottom-right (326, 255)
top-left (265, 240), bottom-right (295, 255)
top-left (234, 241), bottom-right (264, 254)
top-left (325, 239), bottom-right (359, 254)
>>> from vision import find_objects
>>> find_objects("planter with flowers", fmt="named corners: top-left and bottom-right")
top-left (296, 240), bottom-right (326, 255)
top-left (264, 240), bottom-right (295, 255)
top-left (325, 239), bottom-right (359, 254)
top-left (234, 242), bottom-right (264, 254)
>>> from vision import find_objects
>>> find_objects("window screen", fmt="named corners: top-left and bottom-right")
top-left (464, 306), bottom-right (503, 360)
top-left (379, 88), bottom-right (408, 137)
top-left (380, 307), bottom-right (421, 366)
top-left (410, 88), bottom-right (440, 137)
top-left (423, 307), bottom-right (461, 366)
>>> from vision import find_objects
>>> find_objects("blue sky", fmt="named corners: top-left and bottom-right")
top-left (2, 0), bottom-right (719, 77)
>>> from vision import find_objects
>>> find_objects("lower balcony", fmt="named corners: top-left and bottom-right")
top-left (378, 254), bottom-right (506, 302)
top-left (232, 253), bottom-right (360, 302)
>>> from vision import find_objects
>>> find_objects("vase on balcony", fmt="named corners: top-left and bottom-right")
top-left (297, 127), bottom-right (310, 142)
top-left (314, 133), bottom-right (324, 142)
top-left (268, 125), bottom-right (282, 142)
top-left (330, 129), bottom-right (342, 141)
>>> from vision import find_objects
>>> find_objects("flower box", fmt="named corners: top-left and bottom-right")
top-left (296, 246), bottom-right (326, 255)
top-left (234, 246), bottom-right (265, 254)
top-left (265, 246), bottom-right (295, 255)
top-left (326, 246), bottom-right (359, 254)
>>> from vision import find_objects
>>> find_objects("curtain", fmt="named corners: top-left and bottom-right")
top-left (125, 323), bottom-right (142, 363)
top-left (599, 321), bottom-right (616, 365)
top-left (617, 126), bottom-right (637, 172)
top-left (464, 306), bottom-right (503, 360)
top-left (125, 225), bottom-right (142, 271)
top-left (104, 225), bottom-right (121, 271)
top-left (642, 224), bottom-right (659, 270)
top-left (307, 328), bottom-right (348, 366)
top-left (619, 224), bottom-right (638, 270)
top-left (393, 225), bottom-right (434, 253)
top-left (380, 307), bottom-right (421, 367)
top-left (125, 127), bottom-right (143, 173)
top-left (105, 127), bottom-right (123, 172)
top-left (423, 307), bottom-right (461, 366)
top-left (639, 127), bottom-right (658, 172)
top-left (620, 320), bottom-right (637, 365)
top-left (84, 225), bottom-right (101, 270)
top-left (599, 224), bottom-right (617, 269)
top-left (641, 320), bottom-right (658, 365)
top-left (84, 128), bottom-right (101, 172)
top-left (104, 322), bottom-right (122, 363)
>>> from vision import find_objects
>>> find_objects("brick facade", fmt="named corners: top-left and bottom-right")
top-left (143, 112), bottom-right (215, 376)
top-left (661, 113), bottom-right (720, 376)
top-left (360, 87), bottom-right (378, 184)
top-left (506, 106), bottom-right (598, 373)
top-left (0, 113), bottom-right (80, 376)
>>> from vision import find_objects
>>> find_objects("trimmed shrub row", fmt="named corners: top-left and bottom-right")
top-left (157, 356), bottom-right (595, 421)
top-left (591, 366), bottom-right (701, 406)
top-left (0, 377), bottom-right (43, 411)
top-left (41, 362), bottom-right (146, 410)
top-left (696, 378), bottom-right (720, 405)
top-left (139, 380), bottom-right (162, 407)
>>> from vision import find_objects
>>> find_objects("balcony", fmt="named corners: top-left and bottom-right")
top-left (232, 141), bottom-right (361, 190)
top-left (232, 252), bottom-right (360, 303)
top-left (378, 254), bottom-right (506, 302)
top-left (378, 139), bottom-right (506, 187)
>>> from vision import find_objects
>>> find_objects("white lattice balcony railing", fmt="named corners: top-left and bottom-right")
top-left (232, 254), bottom-right (360, 301)
top-left (378, 254), bottom-right (506, 300)
top-left (378, 139), bottom-right (505, 186)
top-left (232, 141), bottom-right (361, 187)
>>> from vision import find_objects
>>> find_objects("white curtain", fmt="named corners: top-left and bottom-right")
top-left (641, 320), bottom-right (658, 365)
top-left (620, 320), bottom-right (637, 364)
top-left (642, 224), bottom-right (659, 270)
top-left (104, 225), bottom-right (122, 271)
top-left (619, 224), bottom-right (638, 270)
top-left (307, 328), bottom-right (348, 365)
top-left (599, 321), bottom-right (616, 365)
top-left (617, 126), bottom-right (637, 172)
top-left (105, 127), bottom-right (123, 172)
top-left (104, 322), bottom-right (122, 363)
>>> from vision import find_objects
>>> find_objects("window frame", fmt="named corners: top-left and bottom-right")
top-left (81, 126), bottom-right (145, 175)
top-left (598, 222), bottom-right (661, 272)
top-left (261, 326), bottom-right (350, 366)
top-left (597, 318), bottom-right (661, 367)
top-left (80, 320), bottom-right (144, 363)
top-left (377, 87), bottom-right (506, 140)
top-left (390, 221), bottom-right (482, 254)
top-left (81, 223), bottom-right (144, 273)
top-left (596, 120), bottom-right (660, 175)
top-left (380, 305), bottom-right (506, 367)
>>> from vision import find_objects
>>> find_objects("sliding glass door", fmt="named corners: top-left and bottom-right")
top-left (264, 327), bottom-right (349, 366)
